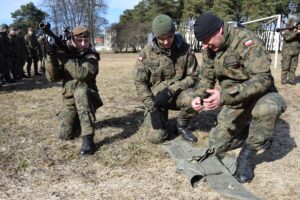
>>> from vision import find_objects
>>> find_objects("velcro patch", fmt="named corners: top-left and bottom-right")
top-left (244, 40), bottom-right (254, 47)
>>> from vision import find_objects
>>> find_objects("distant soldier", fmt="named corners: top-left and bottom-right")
top-left (280, 19), bottom-right (300, 85)
top-left (45, 26), bottom-right (102, 155)
top-left (8, 27), bottom-right (21, 80)
top-left (192, 12), bottom-right (287, 183)
top-left (37, 34), bottom-right (47, 74)
top-left (0, 28), bottom-right (4, 86)
top-left (133, 14), bottom-right (200, 144)
top-left (16, 29), bottom-right (29, 78)
top-left (25, 27), bottom-right (42, 77)
top-left (0, 24), bottom-right (14, 83)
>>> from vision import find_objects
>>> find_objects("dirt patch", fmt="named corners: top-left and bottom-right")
top-left (0, 53), bottom-right (299, 199)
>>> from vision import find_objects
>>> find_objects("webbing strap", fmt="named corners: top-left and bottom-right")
top-left (161, 138), bottom-right (261, 200)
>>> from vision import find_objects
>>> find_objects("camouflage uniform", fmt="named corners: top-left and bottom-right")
top-left (0, 33), bottom-right (4, 85)
top-left (9, 31), bottom-right (21, 80)
top-left (280, 29), bottom-right (300, 84)
top-left (133, 34), bottom-right (199, 143)
top-left (17, 30), bottom-right (29, 78)
top-left (45, 42), bottom-right (102, 140)
top-left (37, 34), bottom-right (46, 74)
top-left (195, 23), bottom-right (287, 153)
top-left (25, 30), bottom-right (42, 76)
top-left (0, 26), bottom-right (13, 82)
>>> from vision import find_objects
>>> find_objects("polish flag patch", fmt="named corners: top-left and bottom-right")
top-left (244, 40), bottom-right (254, 47)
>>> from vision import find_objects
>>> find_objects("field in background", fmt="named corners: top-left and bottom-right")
top-left (0, 53), bottom-right (299, 199)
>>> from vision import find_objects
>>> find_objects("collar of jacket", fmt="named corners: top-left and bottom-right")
top-left (152, 33), bottom-right (184, 56)
top-left (216, 23), bottom-right (234, 58)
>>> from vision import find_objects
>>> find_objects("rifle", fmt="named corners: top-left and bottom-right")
top-left (276, 22), bottom-right (300, 32)
top-left (39, 22), bottom-right (71, 55)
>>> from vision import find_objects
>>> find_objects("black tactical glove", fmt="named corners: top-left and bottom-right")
top-left (46, 43), bottom-right (57, 55)
top-left (154, 88), bottom-right (173, 109)
top-left (150, 108), bottom-right (166, 130)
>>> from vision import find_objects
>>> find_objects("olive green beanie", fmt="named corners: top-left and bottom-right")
top-left (152, 14), bottom-right (175, 37)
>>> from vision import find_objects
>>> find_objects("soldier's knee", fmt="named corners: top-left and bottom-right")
top-left (146, 128), bottom-right (168, 144)
top-left (253, 102), bottom-right (285, 119)
top-left (74, 83), bottom-right (88, 98)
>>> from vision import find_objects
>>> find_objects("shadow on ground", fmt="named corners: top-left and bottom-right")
top-left (255, 118), bottom-right (296, 164)
top-left (0, 76), bottom-right (61, 93)
top-left (94, 111), bottom-right (144, 149)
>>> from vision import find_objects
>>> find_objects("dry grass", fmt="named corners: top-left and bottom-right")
top-left (0, 53), bottom-right (299, 200)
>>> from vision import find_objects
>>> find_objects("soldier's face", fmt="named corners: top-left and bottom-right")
top-left (73, 36), bottom-right (90, 49)
top-left (202, 27), bottom-right (224, 52)
top-left (156, 33), bottom-right (175, 49)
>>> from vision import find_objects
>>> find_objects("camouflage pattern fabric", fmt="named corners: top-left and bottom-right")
top-left (280, 30), bottom-right (300, 82)
top-left (45, 44), bottom-right (102, 138)
top-left (133, 34), bottom-right (199, 142)
top-left (195, 23), bottom-right (287, 151)
top-left (17, 31), bottom-right (29, 77)
top-left (0, 31), bottom-right (12, 81)
top-left (38, 35), bottom-right (47, 73)
top-left (209, 93), bottom-right (286, 153)
top-left (0, 34), bottom-right (4, 83)
top-left (8, 34), bottom-right (21, 79)
top-left (25, 33), bottom-right (42, 76)
top-left (143, 89), bottom-right (196, 143)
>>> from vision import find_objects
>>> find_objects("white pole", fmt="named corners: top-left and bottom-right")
top-left (274, 14), bottom-right (281, 69)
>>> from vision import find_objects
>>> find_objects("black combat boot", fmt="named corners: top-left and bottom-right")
top-left (177, 125), bottom-right (198, 143)
top-left (80, 135), bottom-right (96, 155)
top-left (235, 143), bottom-right (257, 183)
top-left (288, 80), bottom-right (296, 85)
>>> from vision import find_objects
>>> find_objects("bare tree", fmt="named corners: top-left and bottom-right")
top-left (42, 0), bottom-right (107, 44)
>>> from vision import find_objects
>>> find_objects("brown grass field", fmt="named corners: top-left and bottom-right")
top-left (0, 53), bottom-right (299, 200)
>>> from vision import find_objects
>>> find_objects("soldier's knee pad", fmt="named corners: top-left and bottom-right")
top-left (146, 127), bottom-right (168, 144)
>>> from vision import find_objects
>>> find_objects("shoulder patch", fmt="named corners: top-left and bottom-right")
top-left (244, 40), bottom-right (254, 47)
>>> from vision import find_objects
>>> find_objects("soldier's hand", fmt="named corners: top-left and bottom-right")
top-left (46, 43), bottom-right (57, 55)
top-left (203, 89), bottom-right (221, 110)
top-left (150, 108), bottom-right (166, 129)
top-left (154, 88), bottom-right (173, 109)
top-left (191, 97), bottom-right (205, 112)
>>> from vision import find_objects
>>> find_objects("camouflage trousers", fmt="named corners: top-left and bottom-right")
top-left (26, 54), bottom-right (39, 76)
top-left (58, 81), bottom-right (102, 140)
top-left (209, 92), bottom-right (287, 153)
top-left (281, 52), bottom-right (299, 82)
top-left (144, 89), bottom-right (196, 144)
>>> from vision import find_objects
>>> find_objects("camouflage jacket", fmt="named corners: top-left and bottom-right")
top-left (281, 30), bottom-right (300, 55)
top-left (133, 34), bottom-right (199, 111)
top-left (17, 33), bottom-right (29, 58)
top-left (0, 32), bottom-right (11, 56)
top-left (25, 34), bottom-right (42, 57)
top-left (9, 34), bottom-right (21, 58)
top-left (196, 23), bottom-right (276, 107)
top-left (45, 44), bottom-right (100, 99)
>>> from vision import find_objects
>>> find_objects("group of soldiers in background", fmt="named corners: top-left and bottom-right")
top-left (0, 24), bottom-right (46, 88)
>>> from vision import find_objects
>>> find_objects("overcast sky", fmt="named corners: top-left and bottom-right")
top-left (0, 0), bottom-right (140, 25)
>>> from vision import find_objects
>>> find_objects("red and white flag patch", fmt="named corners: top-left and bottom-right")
top-left (244, 40), bottom-right (254, 47)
